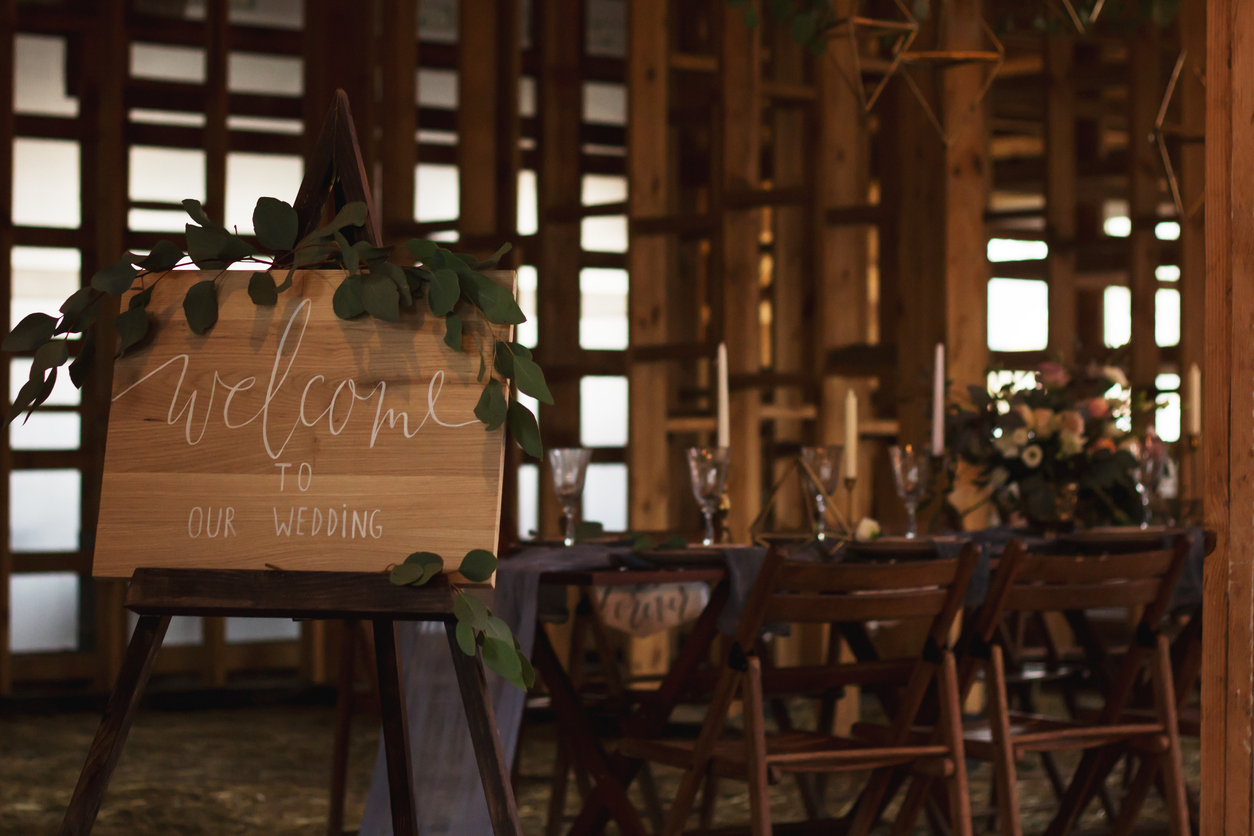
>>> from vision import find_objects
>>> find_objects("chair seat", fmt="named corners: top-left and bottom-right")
top-left (619, 729), bottom-right (954, 779)
top-left (960, 712), bottom-right (1166, 758)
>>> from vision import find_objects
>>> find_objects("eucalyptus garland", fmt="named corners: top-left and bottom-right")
top-left (1, 194), bottom-right (547, 690)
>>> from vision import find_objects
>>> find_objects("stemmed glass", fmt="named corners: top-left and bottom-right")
top-left (687, 447), bottom-right (730, 546)
top-left (549, 448), bottom-right (592, 546)
top-left (889, 444), bottom-right (930, 539)
top-left (799, 445), bottom-right (844, 540)
top-left (1135, 433), bottom-right (1168, 529)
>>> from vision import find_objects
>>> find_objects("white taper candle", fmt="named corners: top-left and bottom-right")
top-left (717, 342), bottom-right (730, 449)
top-left (1188, 363), bottom-right (1202, 436)
top-left (931, 343), bottom-right (945, 454)
top-left (844, 389), bottom-right (858, 480)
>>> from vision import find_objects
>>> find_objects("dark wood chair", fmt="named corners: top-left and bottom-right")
top-left (617, 543), bottom-right (981, 836)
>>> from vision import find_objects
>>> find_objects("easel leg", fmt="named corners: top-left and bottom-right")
top-left (444, 621), bottom-right (524, 836)
top-left (373, 619), bottom-right (418, 836)
top-left (328, 618), bottom-right (360, 836)
top-left (58, 614), bottom-right (170, 836)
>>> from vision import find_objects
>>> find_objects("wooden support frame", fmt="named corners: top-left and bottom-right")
top-left (0, 0), bottom-right (15, 696)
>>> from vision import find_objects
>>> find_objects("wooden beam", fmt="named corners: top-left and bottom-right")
top-left (1045, 35), bottom-right (1077, 363)
top-left (627, 0), bottom-right (672, 533)
top-left (459, 0), bottom-right (502, 244)
top-left (379, 0), bottom-right (417, 242)
top-left (1128, 28), bottom-right (1161, 390)
top-left (1178, 0), bottom-right (1205, 507)
top-left (0, 0), bottom-right (14, 696)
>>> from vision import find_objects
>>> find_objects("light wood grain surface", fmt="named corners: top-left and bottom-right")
top-left (94, 269), bottom-right (514, 578)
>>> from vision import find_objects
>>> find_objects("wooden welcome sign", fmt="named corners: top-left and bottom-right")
top-left (92, 268), bottom-right (514, 578)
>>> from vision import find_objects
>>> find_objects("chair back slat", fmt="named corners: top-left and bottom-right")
top-left (763, 588), bottom-right (952, 624)
top-left (1001, 577), bottom-right (1161, 612)
top-left (773, 560), bottom-right (962, 594)
top-left (1012, 550), bottom-right (1175, 584)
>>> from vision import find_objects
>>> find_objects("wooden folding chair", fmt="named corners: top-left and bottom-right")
top-left (946, 535), bottom-right (1191, 836)
top-left (617, 543), bottom-right (981, 836)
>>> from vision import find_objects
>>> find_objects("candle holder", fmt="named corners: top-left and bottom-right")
top-left (844, 475), bottom-right (857, 533)
top-left (1185, 433), bottom-right (1203, 525)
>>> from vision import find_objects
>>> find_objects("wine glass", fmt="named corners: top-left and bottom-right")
top-left (799, 445), bottom-right (844, 540)
top-left (548, 448), bottom-right (592, 546)
top-left (687, 447), bottom-right (730, 546)
top-left (1135, 433), bottom-right (1167, 529)
top-left (889, 444), bottom-right (930, 539)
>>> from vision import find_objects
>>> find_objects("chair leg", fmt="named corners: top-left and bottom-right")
top-left (743, 659), bottom-right (773, 836)
top-left (660, 665), bottom-right (741, 836)
top-left (545, 739), bottom-right (571, 836)
top-left (327, 619), bottom-right (358, 836)
top-left (938, 650), bottom-right (973, 836)
top-left (986, 647), bottom-right (1022, 836)
top-left (373, 619), bottom-right (420, 836)
top-left (698, 772), bottom-right (720, 832)
top-left (1109, 755), bottom-right (1159, 836)
top-left (887, 777), bottom-right (932, 836)
top-left (1151, 634), bottom-right (1190, 836)
top-left (637, 763), bottom-right (667, 833)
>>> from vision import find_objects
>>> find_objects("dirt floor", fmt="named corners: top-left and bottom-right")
top-left (0, 689), bottom-right (1197, 835)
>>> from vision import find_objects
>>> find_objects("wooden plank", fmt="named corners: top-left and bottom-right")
top-left (379, 0), bottom-right (417, 242)
top-left (1203, 2), bottom-right (1250, 833)
top-left (0, 0), bottom-right (14, 697)
top-left (93, 271), bottom-right (513, 576)
top-left (1045, 35), bottom-right (1077, 363)
top-left (458, 0), bottom-right (502, 244)
top-left (717, 0), bottom-right (762, 543)
top-left (1179, 0), bottom-right (1206, 508)
top-left (627, 0), bottom-right (671, 533)
top-left (1127, 28), bottom-right (1161, 389)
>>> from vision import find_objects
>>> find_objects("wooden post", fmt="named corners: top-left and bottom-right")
top-left (0, 0), bottom-right (14, 696)
top-left (459, 0), bottom-right (503, 246)
top-left (1202, 2), bottom-right (1254, 833)
top-left (1178, 0), bottom-right (1206, 508)
top-left (535, 0), bottom-right (584, 540)
top-left (1045, 35), bottom-right (1077, 364)
top-left (716, 1), bottom-right (762, 543)
top-left (1128, 27), bottom-right (1161, 391)
top-left (379, 0), bottom-right (417, 242)
top-left (627, 0), bottom-right (672, 534)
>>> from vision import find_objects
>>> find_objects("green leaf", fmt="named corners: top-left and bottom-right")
top-left (182, 198), bottom-right (227, 231)
top-left (477, 350), bottom-right (487, 383)
top-left (90, 260), bottom-right (139, 296)
top-left (455, 620), bottom-right (477, 656)
top-left (31, 339), bottom-right (68, 377)
top-left (517, 652), bottom-right (536, 689)
top-left (185, 224), bottom-right (231, 267)
top-left (128, 283), bottom-right (154, 311)
top-left (293, 244), bottom-right (326, 268)
top-left (8, 371), bottom-right (56, 425)
top-left (508, 341), bottom-right (533, 360)
top-left (332, 275), bottom-right (365, 319)
top-left (58, 288), bottom-right (99, 335)
top-left (183, 280), bottom-right (219, 335)
top-left (507, 400), bottom-right (542, 458)
top-left (403, 551), bottom-right (444, 585)
top-left (484, 615), bottom-right (511, 642)
top-left (298, 201), bottom-right (369, 247)
top-left (427, 268), bottom-right (460, 316)
top-left (375, 262), bottom-right (411, 307)
top-left (660, 535), bottom-right (688, 550)
top-left (459, 549), bottom-right (498, 583)
top-left (405, 238), bottom-right (440, 263)
top-left (4, 313), bottom-right (57, 352)
top-left (474, 279), bottom-right (527, 325)
top-left (474, 242), bottom-right (512, 270)
top-left (114, 306), bottom-right (149, 356)
top-left (512, 355), bottom-right (554, 404)
top-left (248, 271), bottom-right (279, 306)
top-left (482, 636), bottom-right (522, 682)
top-left (390, 563), bottom-right (424, 586)
top-left (454, 590), bottom-right (490, 631)
top-left (218, 234), bottom-right (257, 265)
top-left (443, 312), bottom-right (463, 351)
top-left (68, 332), bottom-right (94, 388)
top-left (493, 341), bottom-right (514, 378)
top-left (139, 240), bottom-right (185, 272)
top-left (334, 230), bottom-right (359, 275)
top-left (632, 533), bottom-right (653, 552)
top-left (252, 197), bottom-right (299, 251)
top-left (474, 379), bottom-right (507, 430)
top-left (361, 275), bottom-right (400, 322)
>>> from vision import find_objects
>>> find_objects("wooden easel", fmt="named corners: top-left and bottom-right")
top-left (58, 570), bottom-right (522, 836)
top-left (57, 92), bottom-right (523, 836)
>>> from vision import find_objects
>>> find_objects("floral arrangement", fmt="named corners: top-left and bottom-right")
top-left (948, 362), bottom-right (1150, 529)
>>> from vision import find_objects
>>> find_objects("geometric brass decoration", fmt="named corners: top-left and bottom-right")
top-left (828, 0), bottom-right (920, 113)
top-left (1154, 49), bottom-right (1203, 222)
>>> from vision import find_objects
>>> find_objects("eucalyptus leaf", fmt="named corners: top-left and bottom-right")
top-left (4, 313), bottom-right (57, 352)
top-left (128, 283), bottom-right (154, 311)
top-left (455, 620), bottom-right (477, 656)
top-left (443, 312), bottom-right (463, 351)
top-left (58, 288), bottom-right (99, 335)
top-left (114, 306), bottom-right (149, 356)
top-left (512, 355), bottom-right (554, 404)
top-left (403, 551), bottom-right (444, 585)
top-left (405, 238), bottom-right (440, 263)
top-left (335, 230), bottom-right (359, 275)
top-left (427, 268), bottom-right (460, 316)
top-left (332, 275), bottom-right (365, 319)
top-left (139, 240), bottom-right (185, 272)
top-left (507, 400), bottom-right (542, 458)
top-left (68, 333), bottom-right (94, 388)
top-left (183, 280), bottom-right (219, 335)
top-left (454, 591), bottom-right (490, 631)
top-left (374, 262), bottom-right (411, 306)
top-left (459, 549), bottom-right (498, 583)
top-left (298, 201), bottom-right (368, 247)
top-left (8, 371), bottom-right (56, 425)
top-left (493, 341), bottom-right (514, 378)
top-left (361, 275), bottom-right (400, 322)
top-left (474, 379), bottom-right (507, 430)
top-left (507, 341), bottom-right (533, 360)
top-left (90, 260), bottom-right (139, 296)
top-left (248, 271), bottom-right (279, 306)
top-left (182, 198), bottom-right (227, 231)
top-left (484, 615), bottom-right (511, 641)
top-left (474, 242), bottom-right (512, 270)
top-left (31, 339), bottom-right (68, 376)
top-left (390, 563), bottom-right (424, 586)
top-left (481, 636), bottom-right (522, 681)
top-left (517, 652), bottom-right (536, 689)
top-left (253, 197), bottom-right (299, 251)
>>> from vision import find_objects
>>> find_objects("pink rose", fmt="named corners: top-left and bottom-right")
top-left (1089, 438), bottom-right (1116, 455)
top-left (1038, 362), bottom-right (1070, 388)
top-left (1088, 397), bottom-right (1110, 418)
top-left (1061, 410), bottom-right (1085, 434)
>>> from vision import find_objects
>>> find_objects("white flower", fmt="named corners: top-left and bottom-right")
top-left (1102, 366), bottom-right (1129, 389)
top-left (854, 517), bottom-right (881, 542)
top-left (990, 467), bottom-right (1010, 487)
top-left (1021, 444), bottom-right (1044, 468)
top-left (1059, 430), bottom-right (1086, 456)
top-left (1010, 427), bottom-right (1030, 448)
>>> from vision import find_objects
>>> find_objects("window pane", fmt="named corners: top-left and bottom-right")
top-left (1157, 391), bottom-right (1181, 442)
top-left (420, 0), bottom-right (459, 43)
top-left (13, 139), bottom-right (81, 228)
top-left (10, 572), bottom-right (78, 652)
top-left (226, 153), bottom-right (304, 234)
top-left (584, 82), bottom-right (626, 125)
top-left (130, 146), bottom-right (206, 204)
top-left (517, 170), bottom-right (538, 236)
top-left (128, 611), bottom-right (203, 646)
top-left (518, 463), bottom-right (539, 540)
top-left (11, 359), bottom-right (81, 406)
top-left (587, 0), bottom-right (627, 57)
top-left (583, 463), bottom-right (627, 531)
top-left (1156, 264), bottom-right (1180, 282)
top-left (582, 174), bottom-right (627, 206)
top-left (11, 469), bottom-right (81, 552)
top-left (11, 246), bottom-right (81, 331)
top-left (987, 239), bottom-right (1047, 262)
top-left (987, 278), bottom-right (1048, 352)
top-left (15, 35), bottom-right (78, 117)
top-left (1155, 222), bottom-right (1181, 241)
top-left (229, 52), bottom-right (302, 96)
top-left (580, 268), bottom-right (628, 349)
top-left (1156, 288), bottom-right (1181, 347)
top-left (415, 164), bottom-right (459, 222)
top-left (10, 412), bottom-right (81, 451)
top-left (1104, 286), bottom-right (1131, 348)
top-left (581, 376), bottom-right (628, 447)
top-left (131, 43), bottom-right (205, 83)
top-left (581, 216), bottom-right (627, 253)
top-left (517, 265), bottom-right (538, 348)
top-left (128, 209), bottom-right (189, 232)
top-left (418, 68), bottom-right (458, 108)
